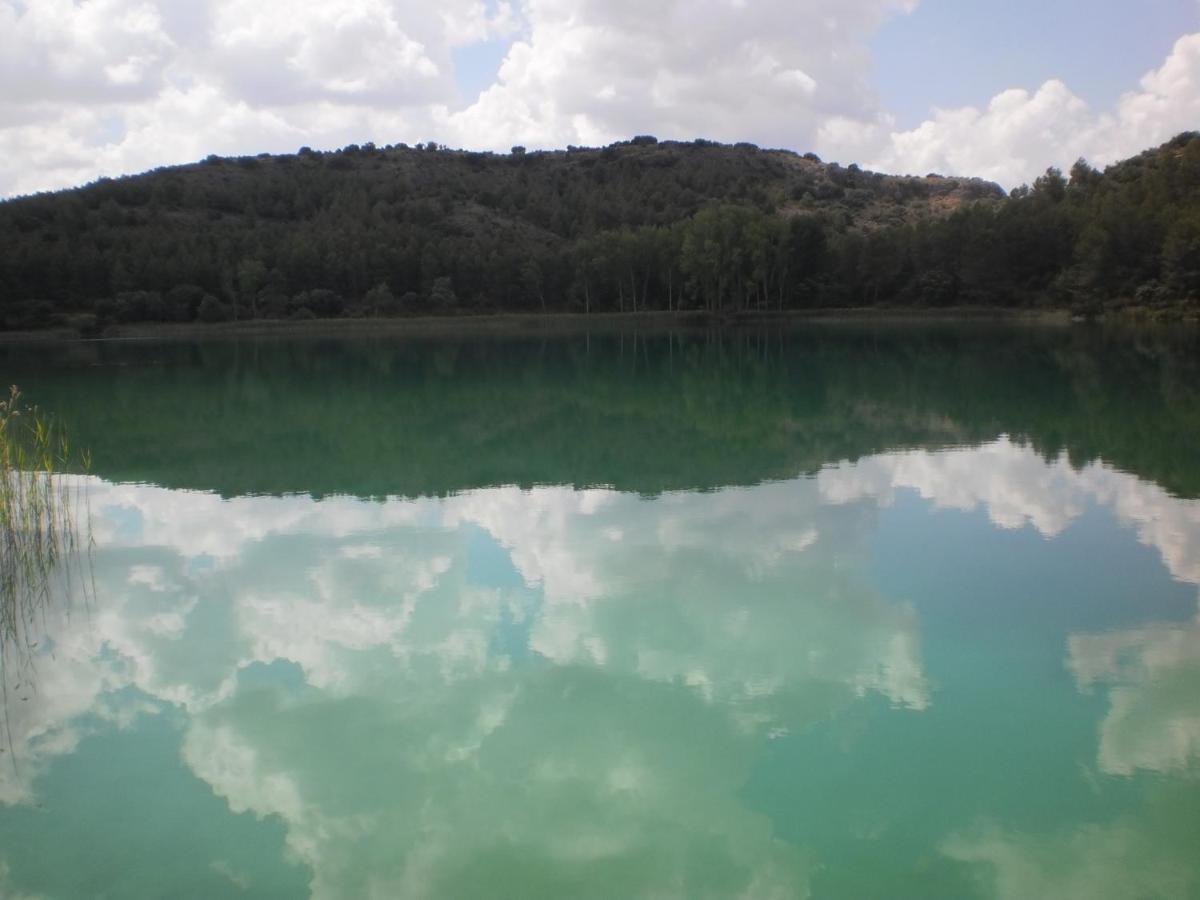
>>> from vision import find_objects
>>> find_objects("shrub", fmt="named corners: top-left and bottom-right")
top-left (197, 295), bottom-right (230, 323)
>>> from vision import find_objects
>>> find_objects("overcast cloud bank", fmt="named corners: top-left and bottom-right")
top-left (0, 1), bottom-right (1198, 197)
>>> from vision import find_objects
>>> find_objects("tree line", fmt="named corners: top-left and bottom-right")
top-left (0, 133), bottom-right (1196, 329)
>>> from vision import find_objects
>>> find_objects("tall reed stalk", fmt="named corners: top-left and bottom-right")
top-left (0, 386), bottom-right (93, 761)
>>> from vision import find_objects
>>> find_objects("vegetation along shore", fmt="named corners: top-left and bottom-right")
top-left (1, 132), bottom-right (1198, 335)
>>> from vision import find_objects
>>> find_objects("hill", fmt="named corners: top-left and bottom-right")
top-left (0, 133), bottom-right (1197, 330)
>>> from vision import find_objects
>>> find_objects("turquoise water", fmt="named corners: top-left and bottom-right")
top-left (1, 326), bottom-right (1198, 898)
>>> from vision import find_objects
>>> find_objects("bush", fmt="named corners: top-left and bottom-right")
top-left (258, 290), bottom-right (290, 319)
top-left (166, 284), bottom-right (205, 321)
top-left (429, 277), bottom-right (457, 311)
top-left (302, 289), bottom-right (344, 317)
top-left (364, 282), bottom-right (400, 316)
top-left (0, 300), bottom-right (58, 331)
top-left (197, 295), bottom-right (230, 323)
top-left (114, 290), bottom-right (165, 322)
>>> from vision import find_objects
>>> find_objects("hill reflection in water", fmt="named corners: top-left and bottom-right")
top-left (2, 323), bottom-right (1198, 499)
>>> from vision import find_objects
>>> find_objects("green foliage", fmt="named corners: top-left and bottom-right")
top-left (165, 284), bottom-right (207, 321)
top-left (0, 134), bottom-right (1197, 325)
top-left (197, 295), bottom-right (230, 323)
top-left (1032, 167), bottom-right (1068, 202)
top-left (429, 277), bottom-right (457, 311)
top-left (364, 282), bottom-right (401, 316)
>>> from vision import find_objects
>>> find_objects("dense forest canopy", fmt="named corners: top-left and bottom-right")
top-left (0, 133), bottom-right (1198, 330)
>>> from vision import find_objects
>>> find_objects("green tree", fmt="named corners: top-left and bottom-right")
top-left (197, 294), bottom-right (230, 323)
top-left (429, 277), bottom-right (457, 311)
top-left (1032, 167), bottom-right (1067, 203)
top-left (364, 282), bottom-right (400, 316)
top-left (236, 258), bottom-right (268, 319)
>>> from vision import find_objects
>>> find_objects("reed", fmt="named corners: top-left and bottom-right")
top-left (0, 386), bottom-right (93, 758)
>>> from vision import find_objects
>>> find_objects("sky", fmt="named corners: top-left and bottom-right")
top-left (0, 0), bottom-right (1198, 198)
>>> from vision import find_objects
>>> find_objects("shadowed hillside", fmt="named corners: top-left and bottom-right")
top-left (1, 134), bottom-right (1197, 331)
top-left (0, 138), bottom-right (1001, 327)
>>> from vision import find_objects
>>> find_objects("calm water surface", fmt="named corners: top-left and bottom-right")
top-left (1, 325), bottom-right (1199, 898)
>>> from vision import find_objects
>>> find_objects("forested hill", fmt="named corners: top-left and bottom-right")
top-left (0, 133), bottom-right (1198, 330)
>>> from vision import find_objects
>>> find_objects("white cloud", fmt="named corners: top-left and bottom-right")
top-left (0, 0), bottom-right (502, 196)
top-left (179, 668), bottom-right (816, 899)
top-left (441, 0), bottom-right (907, 151)
top-left (6, 438), bottom-right (1200, 892)
top-left (442, 486), bottom-right (613, 606)
top-left (15, 437), bottom-right (1200, 805)
top-left (819, 437), bottom-right (1200, 585)
top-left (942, 818), bottom-right (1200, 900)
top-left (1, 1), bottom-right (1197, 197)
top-left (207, 0), bottom-right (444, 106)
top-left (859, 33), bottom-right (1200, 188)
top-left (3, 471), bottom-right (933, 895)
top-left (1068, 611), bottom-right (1200, 777)
top-left (815, 437), bottom-right (1200, 780)
top-left (0, 0), bottom-right (913, 197)
top-left (0, 0), bottom-right (175, 104)
top-left (1, 469), bottom-right (931, 811)
top-left (440, 0), bottom-right (519, 47)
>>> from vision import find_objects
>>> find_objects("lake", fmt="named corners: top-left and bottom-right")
top-left (1, 323), bottom-right (1198, 898)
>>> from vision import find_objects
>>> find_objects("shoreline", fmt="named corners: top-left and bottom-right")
top-left (1, 305), bottom-right (1195, 343)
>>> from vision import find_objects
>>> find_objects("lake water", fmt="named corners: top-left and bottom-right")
top-left (1, 324), bottom-right (1198, 899)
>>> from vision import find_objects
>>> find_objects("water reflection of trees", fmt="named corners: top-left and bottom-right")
top-left (3, 325), bottom-right (1198, 500)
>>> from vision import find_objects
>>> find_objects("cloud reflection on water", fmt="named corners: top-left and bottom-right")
top-left (1, 436), bottom-right (1199, 896)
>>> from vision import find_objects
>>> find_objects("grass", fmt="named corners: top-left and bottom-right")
top-left (0, 386), bottom-right (93, 761)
